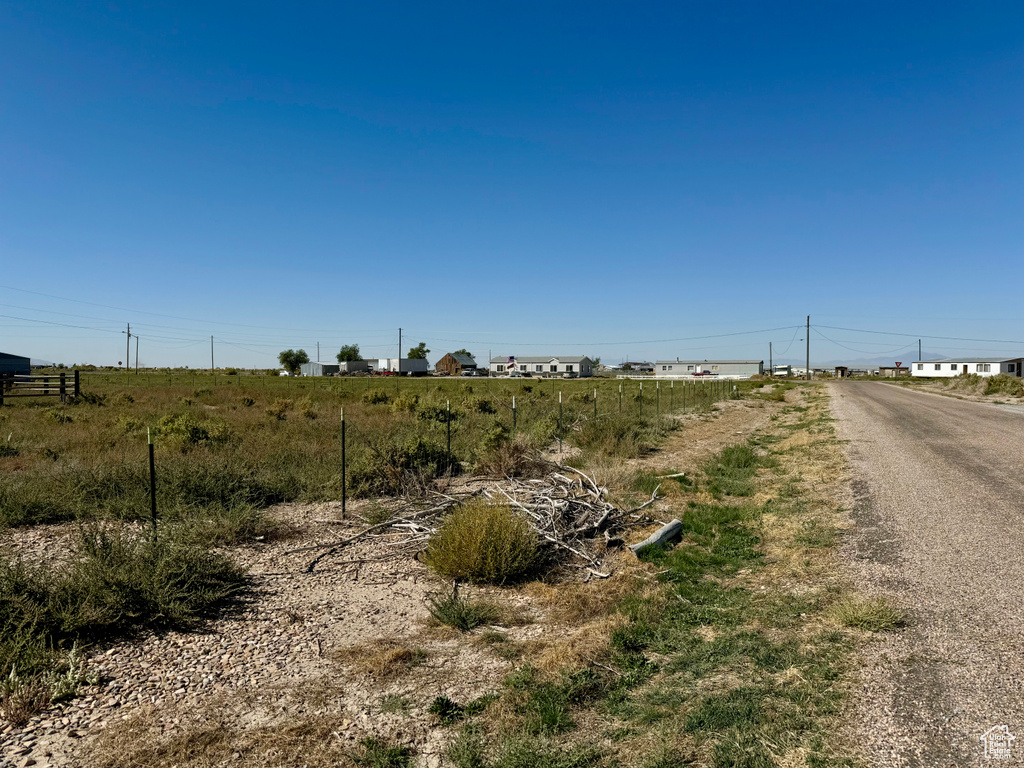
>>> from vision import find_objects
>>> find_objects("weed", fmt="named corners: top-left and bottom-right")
top-left (351, 737), bottom-right (414, 768)
top-left (704, 443), bottom-right (768, 497)
top-left (429, 695), bottom-right (465, 725)
top-left (425, 501), bottom-right (538, 585)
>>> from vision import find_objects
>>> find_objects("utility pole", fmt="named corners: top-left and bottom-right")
top-left (806, 315), bottom-right (811, 380)
top-left (135, 335), bottom-right (139, 373)
top-left (210, 336), bottom-right (214, 373)
top-left (398, 328), bottom-right (402, 375)
top-left (769, 342), bottom-right (773, 376)
top-left (918, 339), bottom-right (922, 362)
top-left (317, 341), bottom-right (320, 362)
top-left (125, 323), bottom-right (131, 372)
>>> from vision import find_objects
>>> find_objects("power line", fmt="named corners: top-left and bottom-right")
top-left (817, 324), bottom-right (1024, 346)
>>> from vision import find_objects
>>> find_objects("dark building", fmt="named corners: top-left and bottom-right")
top-left (0, 352), bottom-right (31, 376)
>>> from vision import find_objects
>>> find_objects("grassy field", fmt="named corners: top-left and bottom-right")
top-left (0, 372), bottom-right (743, 532)
top-left (0, 371), bottom-right (752, 723)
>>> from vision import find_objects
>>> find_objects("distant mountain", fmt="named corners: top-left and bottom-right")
top-left (30, 359), bottom-right (55, 367)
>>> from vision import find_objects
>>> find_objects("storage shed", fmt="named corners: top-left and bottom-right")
top-left (435, 352), bottom-right (478, 376)
top-left (300, 362), bottom-right (340, 377)
top-left (0, 352), bottom-right (31, 376)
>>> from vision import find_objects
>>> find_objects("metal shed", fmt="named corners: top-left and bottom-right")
top-left (300, 362), bottom-right (341, 376)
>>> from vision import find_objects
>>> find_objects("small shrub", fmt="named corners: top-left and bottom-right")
top-left (476, 440), bottom-right (549, 479)
top-left (115, 414), bottom-right (143, 433)
top-left (69, 391), bottom-right (106, 406)
top-left (390, 394), bottom-right (420, 413)
top-left (426, 586), bottom-right (499, 631)
top-left (425, 501), bottom-right (538, 585)
top-left (45, 408), bottom-right (73, 424)
top-left (419, 404), bottom-right (458, 424)
top-left (265, 399), bottom-right (292, 420)
top-left (363, 390), bottom-right (392, 405)
top-left (240, 396), bottom-right (255, 407)
top-left (112, 392), bottom-right (135, 404)
top-left (296, 397), bottom-right (317, 419)
top-left (829, 595), bottom-right (904, 631)
top-left (470, 397), bottom-right (497, 414)
top-left (154, 413), bottom-right (231, 448)
top-left (983, 373), bottom-right (1024, 397)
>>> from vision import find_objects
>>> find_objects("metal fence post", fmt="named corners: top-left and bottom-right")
top-left (148, 428), bottom-right (158, 541)
top-left (341, 408), bottom-right (346, 519)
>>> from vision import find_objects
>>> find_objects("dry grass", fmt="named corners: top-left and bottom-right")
top-left (91, 705), bottom-right (359, 768)
top-left (333, 639), bottom-right (427, 679)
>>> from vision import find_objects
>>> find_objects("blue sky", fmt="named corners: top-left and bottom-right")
top-left (1, 1), bottom-right (1022, 368)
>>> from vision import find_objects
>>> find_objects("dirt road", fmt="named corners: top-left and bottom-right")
top-left (831, 382), bottom-right (1024, 766)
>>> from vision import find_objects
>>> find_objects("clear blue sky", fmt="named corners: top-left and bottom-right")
top-left (2, 1), bottom-right (1022, 368)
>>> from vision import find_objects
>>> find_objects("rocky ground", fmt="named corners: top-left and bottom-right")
top-left (1, 502), bottom-right (524, 768)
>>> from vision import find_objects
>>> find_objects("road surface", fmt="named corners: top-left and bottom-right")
top-left (831, 382), bottom-right (1024, 767)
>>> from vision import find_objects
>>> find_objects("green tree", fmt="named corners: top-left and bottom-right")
top-left (590, 356), bottom-right (601, 366)
top-left (452, 348), bottom-right (471, 356)
top-left (336, 344), bottom-right (361, 362)
top-left (407, 342), bottom-right (430, 360)
top-left (278, 349), bottom-right (309, 375)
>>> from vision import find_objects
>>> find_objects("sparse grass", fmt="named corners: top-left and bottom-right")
top-left (351, 737), bottom-right (414, 768)
top-left (425, 501), bottom-right (538, 585)
top-left (828, 594), bottom-right (905, 631)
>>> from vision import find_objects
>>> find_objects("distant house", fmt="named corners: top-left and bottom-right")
top-left (0, 352), bottom-right (31, 376)
top-left (878, 365), bottom-right (910, 378)
top-left (833, 366), bottom-right (850, 378)
top-left (654, 360), bottom-right (764, 380)
top-left (621, 361), bottom-right (654, 372)
top-left (912, 358), bottom-right (1023, 379)
top-left (489, 356), bottom-right (594, 378)
top-left (435, 352), bottom-right (477, 376)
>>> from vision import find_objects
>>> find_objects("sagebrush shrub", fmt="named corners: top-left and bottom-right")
top-left (425, 501), bottom-right (537, 585)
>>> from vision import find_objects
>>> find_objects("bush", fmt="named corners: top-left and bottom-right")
top-left (349, 438), bottom-right (459, 497)
top-left (984, 373), bottom-right (1024, 397)
top-left (155, 412), bottom-right (231, 448)
top-left (425, 501), bottom-right (538, 585)
top-left (45, 408), bottom-right (73, 424)
top-left (363, 390), bottom-right (392, 405)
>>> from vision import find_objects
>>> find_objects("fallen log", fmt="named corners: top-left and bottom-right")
top-left (628, 518), bottom-right (683, 555)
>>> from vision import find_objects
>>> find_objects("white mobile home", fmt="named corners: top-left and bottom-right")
top-left (911, 358), bottom-right (1023, 378)
top-left (489, 356), bottom-right (594, 378)
top-left (654, 360), bottom-right (764, 380)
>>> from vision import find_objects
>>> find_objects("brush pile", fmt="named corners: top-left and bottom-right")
top-left (293, 465), bottom-right (661, 577)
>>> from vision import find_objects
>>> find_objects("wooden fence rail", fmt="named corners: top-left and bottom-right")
top-left (0, 371), bottom-right (80, 404)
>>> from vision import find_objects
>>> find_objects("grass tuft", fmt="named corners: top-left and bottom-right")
top-left (828, 595), bottom-right (905, 631)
